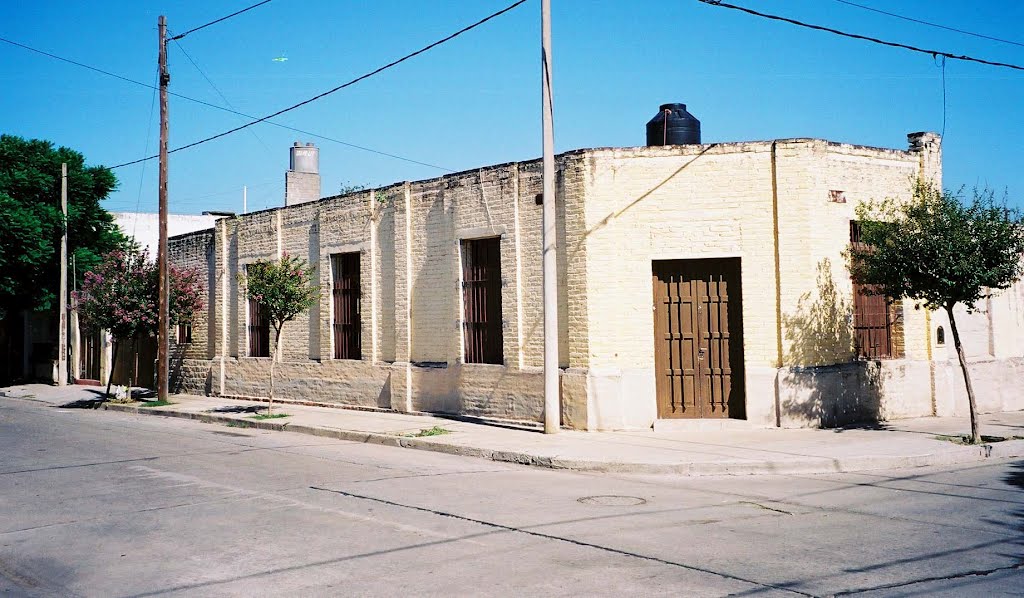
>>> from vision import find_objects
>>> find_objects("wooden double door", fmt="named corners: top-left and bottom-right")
top-left (653, 258), bottom-right (745, 419)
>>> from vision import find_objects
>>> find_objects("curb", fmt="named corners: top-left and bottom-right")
top-left (100, 403), bottom-right (1024, 476)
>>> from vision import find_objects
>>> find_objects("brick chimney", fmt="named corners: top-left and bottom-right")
top-left (285, 142), bottom-right (321, 206)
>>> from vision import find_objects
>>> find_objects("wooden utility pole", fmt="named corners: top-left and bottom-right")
top-left (57, 162), bottom-right (68, 386)
top-left (541, 0), bottom-right (558, 433)
top-left (157, 15), bottom-right (170, 401)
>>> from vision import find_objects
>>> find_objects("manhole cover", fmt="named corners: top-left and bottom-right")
top-left (577, 495), bottom-right (647, 506)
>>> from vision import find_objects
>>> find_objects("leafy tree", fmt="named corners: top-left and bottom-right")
top-left (0, 134), bottom-right (125, 319)
top-left (237, 255), bottom-right (320, 414)
top-left (849, 183), bottom-right (1024, 444)
top-left (73, 247), bottom-right (204, 398)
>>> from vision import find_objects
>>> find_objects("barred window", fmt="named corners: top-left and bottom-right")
top-left (461, 237), bottom-right (503, 364)
top-left (248, 297), bottom-right (270, 357)
top-left (850, 221), bottom-right (892, 359)
top-left (332, 253), bottom-right (362, 360)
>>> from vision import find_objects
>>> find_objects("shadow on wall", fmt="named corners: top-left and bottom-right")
top-left (169, 342), bottom-right (185, 394)
top-left (780, 259), bottom-right (882, 427)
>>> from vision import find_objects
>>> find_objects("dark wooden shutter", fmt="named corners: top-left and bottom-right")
top-left (332, 253), bottom-right (362, 360)
top-left (177, 323), bottom-right (192, 344)
top-left (80, 328), bottom-right (102, 381)
top-left (850, 222), bottom-right (892, 359)
top-left (248, 298), bottom-right (270, 357)
top-left (462, 238), bottom-right (503, 365)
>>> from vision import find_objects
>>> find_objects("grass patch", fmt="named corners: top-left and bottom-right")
top-left (247, 413), bottom-right (290, 420)
top-left (410, 425), bottom-right (451, 437)
top-left (139, 400), bottom-right (173, 408)
top-left (225, 421), bottom-right (248, 428)
top-left (934, 434), bottom-right (1019, 445)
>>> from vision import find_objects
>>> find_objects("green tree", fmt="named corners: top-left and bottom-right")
top-left (849, 183), bottom-right (1024, 444)
top-left (0, 134), bottom-right (125, 319)
top-left (74, 247), bottom-right (205, 398)
top-left (238, 255), bottom-right (320, 414)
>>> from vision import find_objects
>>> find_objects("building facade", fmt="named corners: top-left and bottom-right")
top-left (169, 132), bottom-right (1024, 430)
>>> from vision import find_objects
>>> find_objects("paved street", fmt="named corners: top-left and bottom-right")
top-left (1, 395), bottom-right (1021, 597)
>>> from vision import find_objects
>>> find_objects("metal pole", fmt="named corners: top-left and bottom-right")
top-left (57, 162), bottom-right (68, 386)
top-left (541, 0), bottom-right (559, 433)
top-left (157, 15), bottom-right (170, 401)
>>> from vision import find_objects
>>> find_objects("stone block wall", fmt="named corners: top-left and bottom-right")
top-left (168, 229), bottom-right (215, 395)
top-left (169, 154), bottom-right (588, 425)
top-left (169, 132), bottom-right (1020, 430)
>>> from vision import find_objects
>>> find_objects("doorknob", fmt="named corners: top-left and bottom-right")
top-left (698, 348), bottom-right (707, 359)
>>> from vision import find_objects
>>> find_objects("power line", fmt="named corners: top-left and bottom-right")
top-left (170, 0), bottom-right (274, 41)
top-left (110, 0), bottom-right (530, 169)
top-left (130, 68), bottom-right (160, 241)
top-left (0, 35), bottom-right (452, 171)
top-left (833, 0), bottom-right (1024, 49)
top-left (697, 0), bottom-right (1024, 72)
top-left (0, 35), bottom-right (156, 88)
top-left (171, 36), bottom-right (274, 156)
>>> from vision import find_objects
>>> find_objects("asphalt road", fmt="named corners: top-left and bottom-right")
top-left (1, 396), bottom-right (1021, 597)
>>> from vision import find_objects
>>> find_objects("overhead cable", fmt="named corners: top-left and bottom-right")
top-left (697, 0), bottom-right (1024, 72)
top-left (110, 0), bottom-right (530, 169)
top-left (171, 36), bottom-right (275, 155)
top-left (0, 35), bottom-right (452, 171)
top-left (833, 0), bottom-right (1024, 49)
top-left (170, 0), bottom-right (274, 41)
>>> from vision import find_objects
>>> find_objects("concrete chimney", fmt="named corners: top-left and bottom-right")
top-left (285, 141), bottom-right (321, 206)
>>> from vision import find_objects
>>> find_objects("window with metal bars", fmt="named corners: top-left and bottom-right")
top-left (177, 322), bottom-right (192, 344)
top-left (332, 253), bottom-right (362, 360)
top-left (248, 297), bottom-right (270, 357)
top-left (461, 237), bottom-right (504, 365)
top-left (850, 221), bottom-right (893, 359)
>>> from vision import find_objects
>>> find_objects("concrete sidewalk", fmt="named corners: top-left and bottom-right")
top-left (3, 383), bottom-right (1023, 475)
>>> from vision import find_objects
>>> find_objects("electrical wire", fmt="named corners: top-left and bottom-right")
top-left (0, 35), bottom-right (452, 171)
top-left (833, 0), bottom-right (1024, 49)
top-left (697, 0), bottom-right (1024, 72)
top-left (130, 68), bottom-right (160, 241)
top-left (109, 0), bottom-right (530, 169)
top-left (170, 0), bottom-right (274, 41)
top-left (171, 36), bottom-right (274, 156)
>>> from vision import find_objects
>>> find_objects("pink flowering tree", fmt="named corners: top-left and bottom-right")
top-left (237, 254), bottom-right (320, 414)
top-left (73, 247), bottom-right (204, 398)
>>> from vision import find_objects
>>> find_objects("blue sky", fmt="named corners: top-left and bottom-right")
top-left (2, 0), bottom-right (1022, 214)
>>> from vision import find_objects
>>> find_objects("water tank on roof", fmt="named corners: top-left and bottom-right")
top-left (646, 103), bottom-right (701, 146)
top-left (289, 141), bottom-right (319, 174)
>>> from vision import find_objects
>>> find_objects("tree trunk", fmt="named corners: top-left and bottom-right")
top-left (105, 338), bottom-right (119, 400)
top-left (945, 305), bottom-right (981, 444)
top-left (269, 326), bottom-right (282, 416)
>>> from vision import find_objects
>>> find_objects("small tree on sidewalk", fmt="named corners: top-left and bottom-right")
top-left (849, 183), bottom-right (1024, 444)
top-left (73, 247), bottom-right (204, 398)
top-left (238, 255), bottom-right (319, 415)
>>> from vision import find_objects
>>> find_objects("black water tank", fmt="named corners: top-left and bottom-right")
top-left (646, 103), bottom-right (701, 146)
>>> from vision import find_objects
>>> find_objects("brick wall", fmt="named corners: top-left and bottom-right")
top-left (169, 132), bottom-right (1024, 430)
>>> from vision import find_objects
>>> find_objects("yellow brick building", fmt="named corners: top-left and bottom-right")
top-left (169, 131), bottom-right (1024, 430)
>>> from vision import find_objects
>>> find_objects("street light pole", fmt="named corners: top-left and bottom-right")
top-left (541, 0), bottom-right (559, 434)
top-left (157, 15), bottom-right (170, 402)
